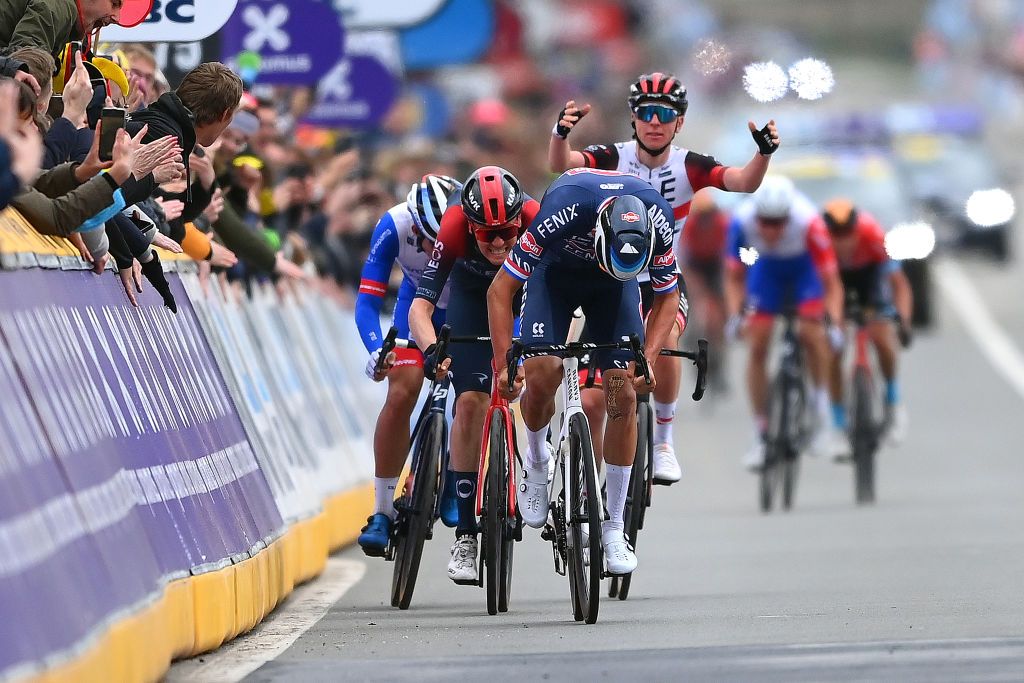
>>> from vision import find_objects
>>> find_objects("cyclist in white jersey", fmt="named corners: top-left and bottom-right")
top-left (548, 71), bottom-right (781, 483)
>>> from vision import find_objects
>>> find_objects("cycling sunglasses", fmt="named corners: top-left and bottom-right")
top-left (634, 104), bottom-right (680, 124)
top-left (472, 224), bottom-right (519, 242)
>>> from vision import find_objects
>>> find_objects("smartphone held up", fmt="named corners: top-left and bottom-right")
top-left (98, 107), bottom-right (127, 162)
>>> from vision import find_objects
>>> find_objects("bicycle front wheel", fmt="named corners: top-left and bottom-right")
top-left (484, 411), bottom-right (514, 615)
top-left (567, 413), bottom-right (602, 624)
top-left (852, 368), bottom-right (877, 504)
top-left (391, 412), bottom-right (443, 610)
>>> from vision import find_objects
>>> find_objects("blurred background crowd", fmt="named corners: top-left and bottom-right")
top-left (2, 0), bottom-right (1024, 316)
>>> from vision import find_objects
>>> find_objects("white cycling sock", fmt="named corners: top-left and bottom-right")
top-left (525, 425), bottom-right (550, 471)
top-left (604, 464), bottom-right (631, 528)
top-left (815, 387), bottom-right (831, 423)
top-left (653, 399), bottom-right (676, 446)
top-left (374, 476), bottom-right (399, 519)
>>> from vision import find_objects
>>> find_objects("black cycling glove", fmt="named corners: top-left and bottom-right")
top-left (554, 107), bottom-right (573, 139)
top-left (422, 343), bottom-right (439, 380)
top-left (898, 322), bottom-right (913, 349)
top-left (751, 123), bottom-right (779, 155)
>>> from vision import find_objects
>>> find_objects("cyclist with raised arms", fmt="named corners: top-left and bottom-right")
top-left (822, 198), bottom-right (913, 446)
top-left (725, 176), bottom-right (846, 470)
top-left (487, 168), bottom-right (678, 576)
top-left (355, 175), bottom-right (462, 556)
top-left (409, 166), bottom-right (541, 584)
top-left (549, 72), bottom-right (780, 484)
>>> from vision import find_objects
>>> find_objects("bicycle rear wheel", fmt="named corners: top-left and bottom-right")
top-left (391, 412), bottom-right (443, 610)
top-left (852, 368), bottom-right (877, 504)
top-left (615, 401), bottom-right (651, 601)
top-left (567, 413), bottom-right (602, 624)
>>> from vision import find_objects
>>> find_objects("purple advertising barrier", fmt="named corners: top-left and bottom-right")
top-left (302, 55), bottom-right (399, 130)
top-left (222, 0), bottom-right (345, 86)
top-left (0, 269), bottom-right (284, 578)
top-left (0, 334), bottom-right (115, 672)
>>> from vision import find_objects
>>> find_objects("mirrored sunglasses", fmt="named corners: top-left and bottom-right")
top-left (634, 104), bottom-right (680, 124)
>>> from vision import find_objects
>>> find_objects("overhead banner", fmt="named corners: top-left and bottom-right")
top-left (399, 0), bottom-right (494, 69)
top-left (221, 0), bottom-right (345, 86)
top-left (302, 55), bottom-right (398, 129)
top-left (332, 0), bottom-right (446, 29)
top-left (101, 0), bottom-right (238, 42)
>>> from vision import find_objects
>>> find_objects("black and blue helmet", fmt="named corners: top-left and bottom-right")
top-left (594, 195), bottom-right (655, 281)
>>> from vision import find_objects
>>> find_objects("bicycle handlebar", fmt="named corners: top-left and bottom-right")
top-left (507, 336), bottom-right (709, 401)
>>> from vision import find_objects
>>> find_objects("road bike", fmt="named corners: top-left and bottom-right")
top-left (507, 335), bottom-right (655, 624)
top-left (608, 341), bottom-right (709, 601)
top-left (760, 306), bottom-right (812, 513)
top-left (843, 295), bottom-right (889, 505)
top-left (378, 326), bottom-right (453, 609)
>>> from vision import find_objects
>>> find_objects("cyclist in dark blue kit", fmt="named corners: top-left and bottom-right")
top-left (487, 168), bottom-right (679, 575)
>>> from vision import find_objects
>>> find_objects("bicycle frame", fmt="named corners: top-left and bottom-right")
top-left (476, 371), bottom-right (517, 518)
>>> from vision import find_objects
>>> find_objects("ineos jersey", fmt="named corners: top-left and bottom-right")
top-left (581, 141), bottom-right (728, 282)
top-left (504, 169), bottom-right (678, 294)
top-left (415, 190), bottom-right (541, 306)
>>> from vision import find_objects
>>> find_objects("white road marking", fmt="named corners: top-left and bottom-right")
top-left (933, 258), bottom-right (1024, 400)
top-left (165, 557), bottom-right (366, 682)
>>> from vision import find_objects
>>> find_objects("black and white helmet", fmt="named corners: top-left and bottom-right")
top-left (407, 174), bottom-right (461, 241)
top-left (594, 195), bottom-right (655, 281)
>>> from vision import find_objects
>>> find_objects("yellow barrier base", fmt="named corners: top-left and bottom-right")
top-left (22, 480), bottom-right (374, 683)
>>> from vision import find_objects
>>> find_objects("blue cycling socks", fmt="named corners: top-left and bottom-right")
top-left (885, 380), bottom-right (900, 406)
top-left (454, 470), bottom-right (477, 537)
top-left (832, 403), bottom-right (847, 430)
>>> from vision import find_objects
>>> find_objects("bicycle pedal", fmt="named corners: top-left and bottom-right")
top-left (359, 545), bottom-right (387, 558)
top-left (652, 478), bottom-right (676, 487)
top-left (451, 578), bottom-right (478, 587)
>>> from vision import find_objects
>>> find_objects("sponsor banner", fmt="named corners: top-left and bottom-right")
top-left (332, 0), bottom-right (445, 29)
top-left (102, 0), bottom-right (238, 42)
top-left (399, 0), bottom-right (494, 69)
top-left (303, 55), bottom-right (399, 130)
top-left (222, 0), bottom-right (346, 86)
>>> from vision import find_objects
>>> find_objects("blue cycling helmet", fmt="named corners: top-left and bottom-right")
top-left (407, 174), bottom-right (462, 241)
top-left (594, 195), bottom-right (655, 281)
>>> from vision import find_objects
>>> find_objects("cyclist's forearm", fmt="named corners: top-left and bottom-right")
top-left (823, 271), bottom-right (844, 322)
top-left (409, 297), bottom-right (438, 349)
top-left (644, 292), bottom-right (677, 359)
top-left (890, 269), bottom-right (913, 324)
top-left (723, 152), bottom-right (771, 193)
top-left (487, 271), bottom-right (519, 366)
top-left (548, 135), bottom-right (575, 172)
top-left (724, 267), bottom-right (746, 317)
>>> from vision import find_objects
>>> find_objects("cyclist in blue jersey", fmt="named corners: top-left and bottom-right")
top-left (354, 174), bottom-right (461, 556)
top-left (487, 168), bottom-right (679, 576)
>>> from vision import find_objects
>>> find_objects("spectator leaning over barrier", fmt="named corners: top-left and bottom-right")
top-left (9, 90), bottom-right (179, 273)
top-left (125, 62), bottom-right (241, 266)
top-left (0, 0), bottom-right (122, 65)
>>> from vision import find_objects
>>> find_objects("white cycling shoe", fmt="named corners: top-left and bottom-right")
top-left (742, 439), bottom-right (766, 471)
top-left (447, 535), bottom-right (478, 585)
top-left (602, 527), bottom-right (637, 575)
top-left (518, 464), bottom-right (550, 529)
top-left (810, 425), bottom-right (849, 461)
top-left (653, 443), bottom-right (681, 484)
top-left (886, 403), bottom-right (908, 446)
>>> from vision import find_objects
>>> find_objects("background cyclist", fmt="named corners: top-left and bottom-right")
top-left (680, 189), bottom-right (732, 392)
top-left (488, 168), bottom-right (678, 576)
top-left (409, 166), bottom-right (540, 585)
top-left (725, 176), bottom-right (846, 470)
top-left (822, 198), bottom-right (914, 446)
top-left (355, 175), bottom-right (462, 556)
top-left (547, 71), bottom-right (780, 485)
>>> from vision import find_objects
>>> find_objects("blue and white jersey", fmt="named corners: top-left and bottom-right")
top-left (355, 203), bottom-right (450, 353)
top-left (503, 169), bottom-right (678, 293)
top-left (727, 190), bottom-right (828, 263)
